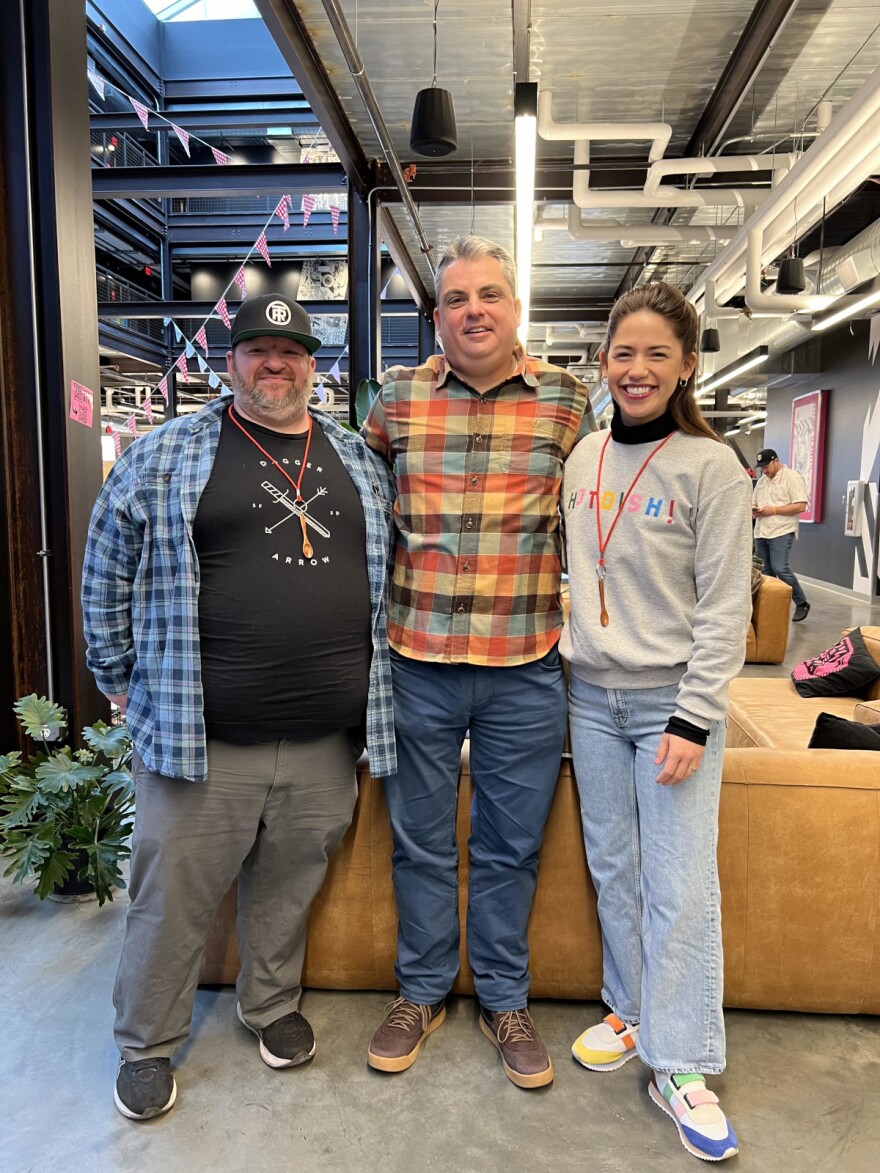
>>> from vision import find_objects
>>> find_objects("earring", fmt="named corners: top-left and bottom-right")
top-left (679, 377), bottom-right (688, 388)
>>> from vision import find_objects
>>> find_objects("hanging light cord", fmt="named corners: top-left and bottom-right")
top-left (432, 0), bottom-right (439, 87)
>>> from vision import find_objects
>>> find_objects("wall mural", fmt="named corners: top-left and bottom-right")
top-left (789, 389), bottom-right (827, 523)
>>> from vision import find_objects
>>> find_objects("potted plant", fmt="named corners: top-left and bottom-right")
top-left (0, 694), bottom-right (134, 905)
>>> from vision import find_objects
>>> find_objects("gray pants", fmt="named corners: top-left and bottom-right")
top-left (114, 733), bottom-right (360, 1060)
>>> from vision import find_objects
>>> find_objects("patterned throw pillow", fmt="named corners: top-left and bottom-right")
top-left (791, 628), bottom-right (880, 698)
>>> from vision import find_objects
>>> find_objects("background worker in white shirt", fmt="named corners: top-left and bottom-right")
top-left (752, 447), bottom-right (810, 621)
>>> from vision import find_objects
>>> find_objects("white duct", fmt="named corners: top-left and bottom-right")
top-left (689, 66), bottom-right (880, 311)
top-left (642, 153), bottom-right (796, 198)
top-left (557, 205), bottom-right (738, 246)
top-left (745, 227), bottom-right (834, 314)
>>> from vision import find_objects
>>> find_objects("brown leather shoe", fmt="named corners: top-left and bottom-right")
top-left (367, 997), bottom-right (446, 1072)
top-left (479, 1006), bottom-right (554, 1088)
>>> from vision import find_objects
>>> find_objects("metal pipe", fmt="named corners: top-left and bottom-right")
top-left (319, 0), bottom-right (436, 274)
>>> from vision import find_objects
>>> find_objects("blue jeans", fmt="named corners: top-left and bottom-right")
top-left (568, 675), bottom-right (727, 1074)
top-left (382, 646), bottom-right (568, 1010)
top-left (755, 532), bottom-right (807, 606)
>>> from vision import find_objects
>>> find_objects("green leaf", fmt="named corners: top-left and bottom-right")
top-left (354, 378), bottom-right (381, 427)
top-left (82, 723), bottom-right (132, 758)
top-left (0, 784), bottom-right (45, 828)
top-left (33, 850), bottom-right (75, 900)
top-left (0, 752), bottom-right (23, 776)
top-left (1, 828), bottom-right (58, 886)
top-left (102, 768), bottom-right (134, 799)
top-left (34, 754), bottom-right (103, 794)
top-left (13, 695), bottom-right (67, 741)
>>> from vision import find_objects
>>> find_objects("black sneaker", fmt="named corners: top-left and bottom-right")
top-left (793, 602), bottom-right (811, 622)
top-left (114, 1057), bottom-right (177, 1120)
top-left (237, 1002), bottom-right (316, 1069)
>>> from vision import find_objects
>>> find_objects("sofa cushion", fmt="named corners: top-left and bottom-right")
top-left (727, 678), bottom-right (859, 749)
top-left (808, 712), bottom-right (880, 750)
top-left (791, 628), bottom-right (880, 698)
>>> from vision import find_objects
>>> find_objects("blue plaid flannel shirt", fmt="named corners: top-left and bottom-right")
top-left (82, 396), bottom-right (397, 781)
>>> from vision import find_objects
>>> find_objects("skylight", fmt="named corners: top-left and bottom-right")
top-left (143, 0), bottom-right (259, 21)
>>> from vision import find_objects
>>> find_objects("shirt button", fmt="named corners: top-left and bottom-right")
top-left (456, 605), bottom-right (466, 614)
top-left (466, 519), bottom-right (474, 529)
top-left (475, 435), bottom-right (483, 444)
top-left (470, 476), bottom-right (479, 486)
top-left (463, 563), bottom-right (470, 572)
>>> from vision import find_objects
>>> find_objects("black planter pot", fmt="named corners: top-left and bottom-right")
top-left (47, 848), bottom-right (97, 902)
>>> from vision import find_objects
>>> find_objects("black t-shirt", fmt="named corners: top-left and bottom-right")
top-left (193, 406), bottom-right (371, 743)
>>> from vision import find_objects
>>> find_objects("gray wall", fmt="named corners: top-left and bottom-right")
top-left (762, 320), bottom-right (880, 596)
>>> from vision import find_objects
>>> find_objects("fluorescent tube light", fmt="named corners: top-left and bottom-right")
top-left (698, 346), bottom-right (769, 396)
top-left (514, 83), bottom-right (538, 347)
top-left (811, 286), bottom-right (880, 332)
top-left (724, 427), bottom-right (741, 436)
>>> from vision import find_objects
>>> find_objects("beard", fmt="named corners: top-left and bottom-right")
top-left (229, 361), bottom-right (312, 425)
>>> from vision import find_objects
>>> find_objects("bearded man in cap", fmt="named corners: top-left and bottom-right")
top-left (751, 447), bottom-right (810, 621)
top-left (83, 294), bottom-right (396, 1120)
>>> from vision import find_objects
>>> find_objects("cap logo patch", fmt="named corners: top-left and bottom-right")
top-left (265, 300), bottom-right (292, 326)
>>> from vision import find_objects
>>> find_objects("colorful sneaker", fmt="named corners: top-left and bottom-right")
top-left (237, 1003), bottom-right (316, 1069)
top-left (114, 1057), bottom-right (177, 1120)
top-left (479, 1006), bottom-right (554, 1089)
top-left (367, 997), bottom-right (446, 1072)
top-left (572, 1012), bottom-right (640, 1071)
top-left (649, 1072), bottom-right (738, 1162)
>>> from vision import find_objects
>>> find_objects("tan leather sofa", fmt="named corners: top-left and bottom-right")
top-left (745, 574), bottom-right (792, 663)
top-left (201, 627), bottom-right (880, 1015)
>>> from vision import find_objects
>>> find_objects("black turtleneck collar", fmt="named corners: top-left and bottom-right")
top-left (610, 402), bottom-right (678, 444)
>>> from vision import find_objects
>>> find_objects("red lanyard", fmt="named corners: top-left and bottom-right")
top-left (594, 430), bottom-right (676, 626)
top-left (227, 405), bottom-right (316, 557)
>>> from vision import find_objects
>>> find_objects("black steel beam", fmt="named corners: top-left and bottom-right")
top-left (90, 109), bottom-right (318, 133)
top-left (530, 301), bottom-right (614, 325)
top-left (254, 0), bottom-right (373, 198)
top-left (97, 300), bottom-right (417, 318)
top-left (377, 206), bottom-right (433, 315)
top-left (92, 162), bottom-right (347, 200)
top-left (166, 216), bottom-right (347, 245)
top-left (685, 0), bottom-right (801, 158)
top-left (164, 78), bottom-right (304, 100)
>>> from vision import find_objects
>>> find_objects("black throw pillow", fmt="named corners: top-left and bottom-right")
top-left (791, 628), bottom-right (880, 698)
top-left (808, 712), bottom-right (880, 750)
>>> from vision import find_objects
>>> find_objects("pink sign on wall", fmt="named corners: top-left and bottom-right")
top-left (789, 389), bottom-right (828, 524)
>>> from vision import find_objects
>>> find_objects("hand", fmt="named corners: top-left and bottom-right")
top-left (654, 733), bottom-right (703, 786)
top-left (104, 691), bottom-right (128, 714)
top-left (753, 505), bottom-right (774, 517)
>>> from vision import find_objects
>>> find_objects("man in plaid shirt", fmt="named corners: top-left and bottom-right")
top-left (82, 295), bottom-right (395, 1121)
top-left (363, 236), bottom-right (594, 1087)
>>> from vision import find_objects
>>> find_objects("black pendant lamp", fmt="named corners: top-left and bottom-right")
top-left (777, 255), bottom-right (807, 294)
top-left (700, 326), bottom-right (721, 353)
top-left (410, 1), bottom-right (457, 157)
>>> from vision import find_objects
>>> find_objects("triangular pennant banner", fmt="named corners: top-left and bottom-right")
top-left (208, 371), bottom-right (221, 389)
top-left (172, 323), bottom-right (183, 342)
top-left (214, 297), bottom-right (231, 328)
top-left (129, 97), bottom-right (151, 131)
top-left (158, 376), bottom-right (169, 403)
top-left (275, 197), bottom-right (290, 232)
top-left (87, 70), bottom-right (105, 100)
top-left (233, 267), bottom-right (247, 298)
top-left (302, 194), bottom-right (316, 228)
top-left (175, 353), bottom-right (189, 384)
top-left (185, 341), bottom-right (196, 359)
top-left (143, 397), bottom-right (154, 426)
top-left (195, 326), bottom-right (209, 354)
top-left (315, 382), bottom-right (327, 403)
top-left (255, 232), bottom-right (271, 266)
top-left (327, 361), bottom-right (341, 382)
top-left (330, 204), bottom-right (340, 236)
top-left (126, 414), bottom-right (139, 437)
top-left (211, 147), bottom-right (230, 166)
top-left (113, 430), bottom-right (123, 457)
top-left (196, 354), bottom-right (208, 373)
top-left (171, 123), bottom-right (191, 156)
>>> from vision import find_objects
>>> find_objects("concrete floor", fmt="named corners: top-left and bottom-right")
top-left (3, 582), bottom-right (880, 1173)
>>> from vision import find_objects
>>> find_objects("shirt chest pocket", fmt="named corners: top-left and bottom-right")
top-left (489, 418), bottom-right (563, 476)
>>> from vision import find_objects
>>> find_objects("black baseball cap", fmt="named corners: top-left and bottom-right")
top-left (230, 294), bottom-right (321, 353)
top-left (755, 448), bottom-right (778, 467)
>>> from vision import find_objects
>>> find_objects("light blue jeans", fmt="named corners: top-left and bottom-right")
top-left (568, 674), bottom-right (727, 1074)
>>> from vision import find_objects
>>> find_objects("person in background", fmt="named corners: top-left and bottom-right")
top-left (561, 281), bottom-right (752, 1162)
top-left (362, 234), bottom-right (594, 1089)
top-left (82, 294), bottom-right (395, 1120)
top-left (751, 447), bottom-right (810, 621)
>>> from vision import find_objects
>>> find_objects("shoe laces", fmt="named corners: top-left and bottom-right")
top-left (493, 1009), bottom-right (534, 1043)
top-left (383, 997), bottom-right (427, 1032)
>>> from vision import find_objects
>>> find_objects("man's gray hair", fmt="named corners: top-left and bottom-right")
top-left (434, 235), bottom-right (518, 300)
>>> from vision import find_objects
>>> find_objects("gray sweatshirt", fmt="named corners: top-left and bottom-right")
top-left (560, 429), bottom-right (753, 729)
